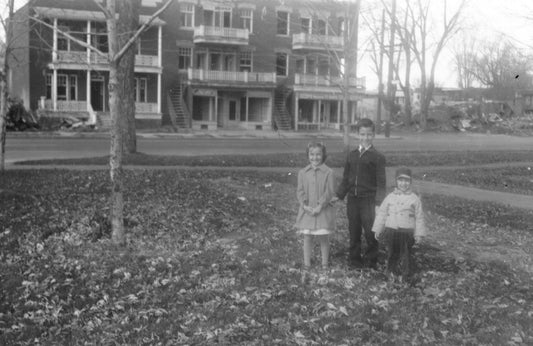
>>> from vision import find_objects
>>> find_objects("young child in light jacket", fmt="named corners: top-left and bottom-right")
top-left (295, 142), bottom-right (336, 284)
top-left (372, 167), bottom-right (426, 279)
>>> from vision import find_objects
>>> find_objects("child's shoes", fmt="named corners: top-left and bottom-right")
top-left (317, 266), bottom-right (329, 285)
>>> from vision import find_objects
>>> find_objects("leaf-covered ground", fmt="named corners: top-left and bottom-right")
top-left (14, 150), bottom-right (533, 168)
top-left (415, 166), bottom-right (533, 195)
top-left (1, 169), bottom-right (532, 345)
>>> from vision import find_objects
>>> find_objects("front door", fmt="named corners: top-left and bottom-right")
top-left (90, 78), bottom-right (105, 111)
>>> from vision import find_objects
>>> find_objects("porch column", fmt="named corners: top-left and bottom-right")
top-left (86, 71), bottom-right (91, 111)
top-left (52, 18), bottom-right (57, 62)
top-left (245, 95), bottom-right (249, 124)
top-left (318, 100), bottom-right (322, 130)
top-left (158, 26), bottom-right (162, 68)
top-left (213, 94), bottom-right (218, 123)
top-left (157, 73), bottom-right (162, 114)
top-left (86, 20), bottom-right (91, 64)
top-left (294, 93), bottom-right (299, 131)
top-left (337, 100), bottom-right (341, 128)
top-left (86, 21), bottom-right (91, 112)
top-left (52, 69), bottom-right (57, 111)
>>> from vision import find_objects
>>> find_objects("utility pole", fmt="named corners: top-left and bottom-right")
top-left (376, 9), bottom-right (385, 134)
top-left (385, 0), bottom-right (396, 138)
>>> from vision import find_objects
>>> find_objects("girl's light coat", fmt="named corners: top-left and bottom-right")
top-left (372, 188), bottom-right (426, 237)
top-left (295, 164), bottom-right (336, 230)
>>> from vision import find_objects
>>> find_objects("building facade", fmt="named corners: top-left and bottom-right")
top-left (9, 0), bottom-right (365, 131)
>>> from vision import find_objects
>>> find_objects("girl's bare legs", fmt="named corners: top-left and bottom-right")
top-left (319, 234), bottom-right (330, 269)
top-left (303, 234), bottom-right (313, 267)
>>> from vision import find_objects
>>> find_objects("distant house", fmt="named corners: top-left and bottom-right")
top-left (514, 89), bottom-right (533, 115)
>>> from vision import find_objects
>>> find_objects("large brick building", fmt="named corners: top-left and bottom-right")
top-left (9, 0), bottom-right (365, 131)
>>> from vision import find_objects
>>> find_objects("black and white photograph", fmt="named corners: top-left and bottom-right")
top-left (1, 0), bottom-right (532, 344)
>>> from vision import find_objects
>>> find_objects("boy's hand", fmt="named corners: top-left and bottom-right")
top-left (311, 206), bottom-right (322, 215)
top-left (329, 196), bottom-right (339, 204)
top-left (303, 206), bottom-right (313, 214)
top-left (415, 236), bottom-right (422, 244)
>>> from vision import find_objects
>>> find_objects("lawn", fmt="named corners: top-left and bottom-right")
top-left (415, 166), bottom-right (533, 195)
top-left (14, 150), bottom-right (533, 168)
top-left (1, 169), bottom-right (532, 345)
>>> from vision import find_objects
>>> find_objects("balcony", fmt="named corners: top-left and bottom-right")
top-left (292, 33), bottom-right (344, 51)
top-left (193, 25), bottom-right (249, 45)
top-left (294, 74), bottom-right (365, 89)
top-left (188, 68), bottom-right (276, 84)
top-left (54, 51), bottom-right (159, 68)
top-left (42, 99), bottom-right (88, 112)
top-left (135, 102), bottom-right (158, 114)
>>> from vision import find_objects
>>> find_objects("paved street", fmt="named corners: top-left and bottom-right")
top-left (5, 131), bottom-right (532, 164)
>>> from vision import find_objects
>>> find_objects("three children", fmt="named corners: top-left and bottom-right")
top-left (295, 119), bottom-right (426, 285)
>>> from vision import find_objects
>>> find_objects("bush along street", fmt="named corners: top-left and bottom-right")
top-left (1, 169), bottom-right (532, 345)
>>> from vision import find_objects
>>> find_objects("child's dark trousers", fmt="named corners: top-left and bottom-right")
top-left (382, 227), bottom-right (415, 277)
top-left (346, 195), bottom-right (378, 267)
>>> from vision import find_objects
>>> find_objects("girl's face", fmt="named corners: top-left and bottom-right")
top-left (397, 177), bottom-right (411, 192)
top-left (308, 147), bottom-right (323, 168)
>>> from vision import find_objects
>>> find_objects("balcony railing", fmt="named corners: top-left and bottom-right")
top-left (135, 102), bottom-right (158, 113)
top-left (193, 25), bottom-right (249, 45)
top-left (54, 51), bottom-right (159, 68)
top-left (292, 33), bottom-right (344, 51)
top-left (294, 74), bottom-right (365, 88)
top-left (43, 99), bottom-right (88, 112)
top-left (188, 68), bottom-right (276, 84)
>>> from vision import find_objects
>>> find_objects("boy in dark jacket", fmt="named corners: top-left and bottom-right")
top-left (336, 118), bottom-right (386, 269)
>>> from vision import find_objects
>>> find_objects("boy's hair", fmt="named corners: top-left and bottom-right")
top-left (355, 118), bottom-right (375, 132)
top-left (307, 142), bottom-right (327, 163)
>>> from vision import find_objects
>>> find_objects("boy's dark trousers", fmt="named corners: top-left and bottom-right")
top-left (346, 195), bottom-right (378, 267)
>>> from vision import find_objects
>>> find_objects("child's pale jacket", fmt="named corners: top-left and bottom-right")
top-left (295, 163), bottom-right (336, 230)
top-left (372, 188), bottom-right (426, 237)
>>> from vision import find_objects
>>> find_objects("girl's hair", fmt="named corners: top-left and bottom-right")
top-left (306, 142), bottom-right (327, 163)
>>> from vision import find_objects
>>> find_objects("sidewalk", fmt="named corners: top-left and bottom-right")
top-left (5, 163), bottom-right (533, 211)
top-left (6, 129), bottom-right (403, 140)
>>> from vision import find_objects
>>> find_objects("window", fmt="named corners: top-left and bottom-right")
top-left (46, 74), bottom-right (52, 99)
top-left (315, 19), bottom-right (326, 35)
top-left (178, 47), bottom-right (191, 70)
top-left (239, 51), bottom-right (252, 72)
top-left (57, 75), bottom-right (67, 100)
top-left (277, 11), bottom-right (289, 35)
top-left (300, 17), bottom-right (310, 34)
top-left (135, 78), bottom-right (147, 103)
top-left (240, 9), bottom-right (253, 33)
top-left (276, 53), bottom-right (288, 76)
top-left (204, 8), bottom-right (231, 28)
top-left (69, 75), bottom-right (77, 101)
top-left (180, 3), bottom-right (194, 28)
top-left (57, 25), bottom-right (70, 51)
top-left (195, 51), bottom-right (207, 69)
top-left (210, 53), bottom-right (221, 70)
top-left (223, 54), bottom-right (235, 71)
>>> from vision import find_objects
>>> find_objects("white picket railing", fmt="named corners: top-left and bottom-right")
top-left (188, 68), bottom-right (276, 83)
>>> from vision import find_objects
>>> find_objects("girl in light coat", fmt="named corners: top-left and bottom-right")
top-left (372, 167), bottom-right (426, 278)
top-left (295, 142), bottom-right (337, 284)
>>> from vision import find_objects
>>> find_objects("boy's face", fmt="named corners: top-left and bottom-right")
top-left (358, 126), bottom-right (375, 148)
top-left (308, 147), bottom-right (323, 168)
top-left (397, 177), bottom-right (411, 192)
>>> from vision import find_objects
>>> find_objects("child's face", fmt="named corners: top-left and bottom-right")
top-left (397, 177), bottom-right (411, 192)
top-left (308, 147), bottom-right (323, 168)
top-left (358, 126), bottom-right (375, 148)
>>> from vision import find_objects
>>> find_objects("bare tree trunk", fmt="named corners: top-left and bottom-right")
top-left (107, 0), bottom-right (126, 245)
top-left (0, 76), bottom-right (7, 173)
top-left (0, 0), bottom-right (15, 172)
top-left (117, 0), bottom-right (140, 154)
